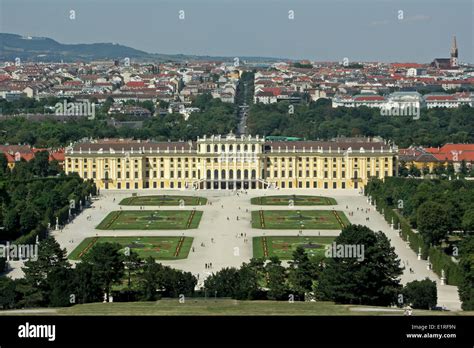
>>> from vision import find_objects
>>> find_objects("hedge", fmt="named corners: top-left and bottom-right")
top-left (366, 191), bottom-right (461, 286)
top-left (13, 224), bottom-right (47, 245)
top-left (429, 247), bottom-right (463, 285)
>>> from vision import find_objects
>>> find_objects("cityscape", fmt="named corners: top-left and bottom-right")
top-left (0, 0), bottom-right (472, 346)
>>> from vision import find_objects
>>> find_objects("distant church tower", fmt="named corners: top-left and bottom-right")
top-left (450, 36), bottom-right (458, 68)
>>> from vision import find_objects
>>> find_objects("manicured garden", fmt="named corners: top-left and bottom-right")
top-left (96, 210), bottom-right (202, 230)
top-left (251, 195), bottom-right (336, 206)
top-left (68, 236), bottom-right (193, 260)
top-left (251, 210), bottom-right (349, 229)
top-left (119, 195), bottom-right (207, 206)
top-left (253, 236), bottom-right (335, 259)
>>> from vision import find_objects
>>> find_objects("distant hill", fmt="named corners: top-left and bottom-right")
top-left (0, 33), bottom-right (286, 63)
top-left (0, 33), bottom-right (154, 62)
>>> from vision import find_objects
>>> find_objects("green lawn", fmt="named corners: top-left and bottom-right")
top-left (96, 210), bottom-right (202, 230)
top-left (252, 210), bottom-right (350, 229)
top-left (251, 195), bottom-right (337, 206)
top-left (253, 236), bottom-right (335, 259)
top-left (3, 299), bottom-right (464, 316)
top-left (120, 195), bottom-right (207, 206)
top-left (68, 236), bottom-right (193, 260)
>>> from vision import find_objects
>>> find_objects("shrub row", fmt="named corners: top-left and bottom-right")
top-left (367, 192), bottom-right (461, 286)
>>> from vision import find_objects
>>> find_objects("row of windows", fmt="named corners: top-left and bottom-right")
top-left (205, 144), bottom-right (257, 153)
top-left (116, 181), bottom-right (200, 189)
top-left (205, 169), bottom-right (257, 180)
top-left (268, 157), bottom-right (392, 163)
top-left (267, 170), bottom-right (388, 178)
top-left (112, 180), bottom-right (359, 190)
top-left (81, 169), bottom-right (389, 180)
top-left (68, 156), bottom-right (394, 166)
top-left (266, 181), bottom-right (352, 189)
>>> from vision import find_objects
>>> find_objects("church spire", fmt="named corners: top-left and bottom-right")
top-left (450, 35), bottom-right (458, 58)
top-left (450, 35), bottom-right (458, 68)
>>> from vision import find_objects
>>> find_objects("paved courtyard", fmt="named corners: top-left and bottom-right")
top-left (6, 188), bottom-right (462, 311)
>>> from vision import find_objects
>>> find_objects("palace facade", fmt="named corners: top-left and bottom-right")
top-left (64, 134), bottom-right (398, 190)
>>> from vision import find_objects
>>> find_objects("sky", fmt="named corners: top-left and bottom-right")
top-left (0, 0), bottom-right (472, 63)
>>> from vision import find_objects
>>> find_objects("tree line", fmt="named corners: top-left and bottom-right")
top-left (399, 159), bottom-right (474, 178)
top-left (204, 224), bottom-right (436, 309)
top-left (246, 101), bottom-right (474, 148)
top-left (0, 238), bottom-right (196, 309)
top-left (0, 152), bottom-right (96, 243)
top-left (0, 95), bottom-right (237, 148)
top-left (365, 177), bottom-right (474, 244)
top-left (0, 225), bottom-right (438, 310)
top-left (2, 96), bottom-right (472, 149)
top-left (365, 177), bottom-right (474, 310)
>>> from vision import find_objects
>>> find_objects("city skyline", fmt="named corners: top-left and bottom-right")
top-left (0, 0), bottom-right (472, 63)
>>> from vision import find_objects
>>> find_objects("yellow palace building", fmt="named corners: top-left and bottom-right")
top-left (64, 134), bottom-right (397, 190)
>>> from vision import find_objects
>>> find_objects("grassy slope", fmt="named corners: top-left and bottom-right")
top-left (1, 299), bottom-right (469, 316)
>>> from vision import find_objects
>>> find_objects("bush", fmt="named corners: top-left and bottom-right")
top-left (403, 278), bottom-right (437, 309)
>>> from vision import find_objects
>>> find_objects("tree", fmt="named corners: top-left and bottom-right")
top-left (31, 151), bottom-right (50, 177)
top-left (417, 201), bottom-right (450, 246)
top-left (124, 250), bottom-right (141, 290)
top-left (22, 237), bottom-right (71, 307)
top-left (408, 163), bottom-right (421, 177)
top-left (47, 266), bottom-right (75, 307)
top-left (73, 262), bottom-right (103, 304)
top-left (402, 278), bottom-right (437, 309)
top-left (139, 257), bottom-right (163, 301)
top-left (203, 267), bottom-right (240, 298)
top-left (0, 153), bottom-right (8, 175)
top-left (433, 162), bottom-right (446, 176)
top-left (318, 225), bottom-right (403, 306)
top-left (172, 270), bottom-right (196, 297)
top-left (14, 278), bottom-right (43, 308)
top-left (446, 163), bottom-right (455, 177)
top-left (459, 160), bottom-right (468, 175)
top-left (0, 257), bottom-right (6, 273)
top-left (82, 242), bottom-right (124, 299)
top-left (458, 236), bottom-right (474, 310)
top-left (265, 256), bottom-right (288, 300)
top-left (234, 259), bottom-right (265, 300)
top-left (19, 206), bottom-right (38, 234)
top-left (288, 247), bottom-right (317, 299)
top-left (461, 208), bottom-right (474, 233)
top-left (0, 276), bottom-right (17, 309)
